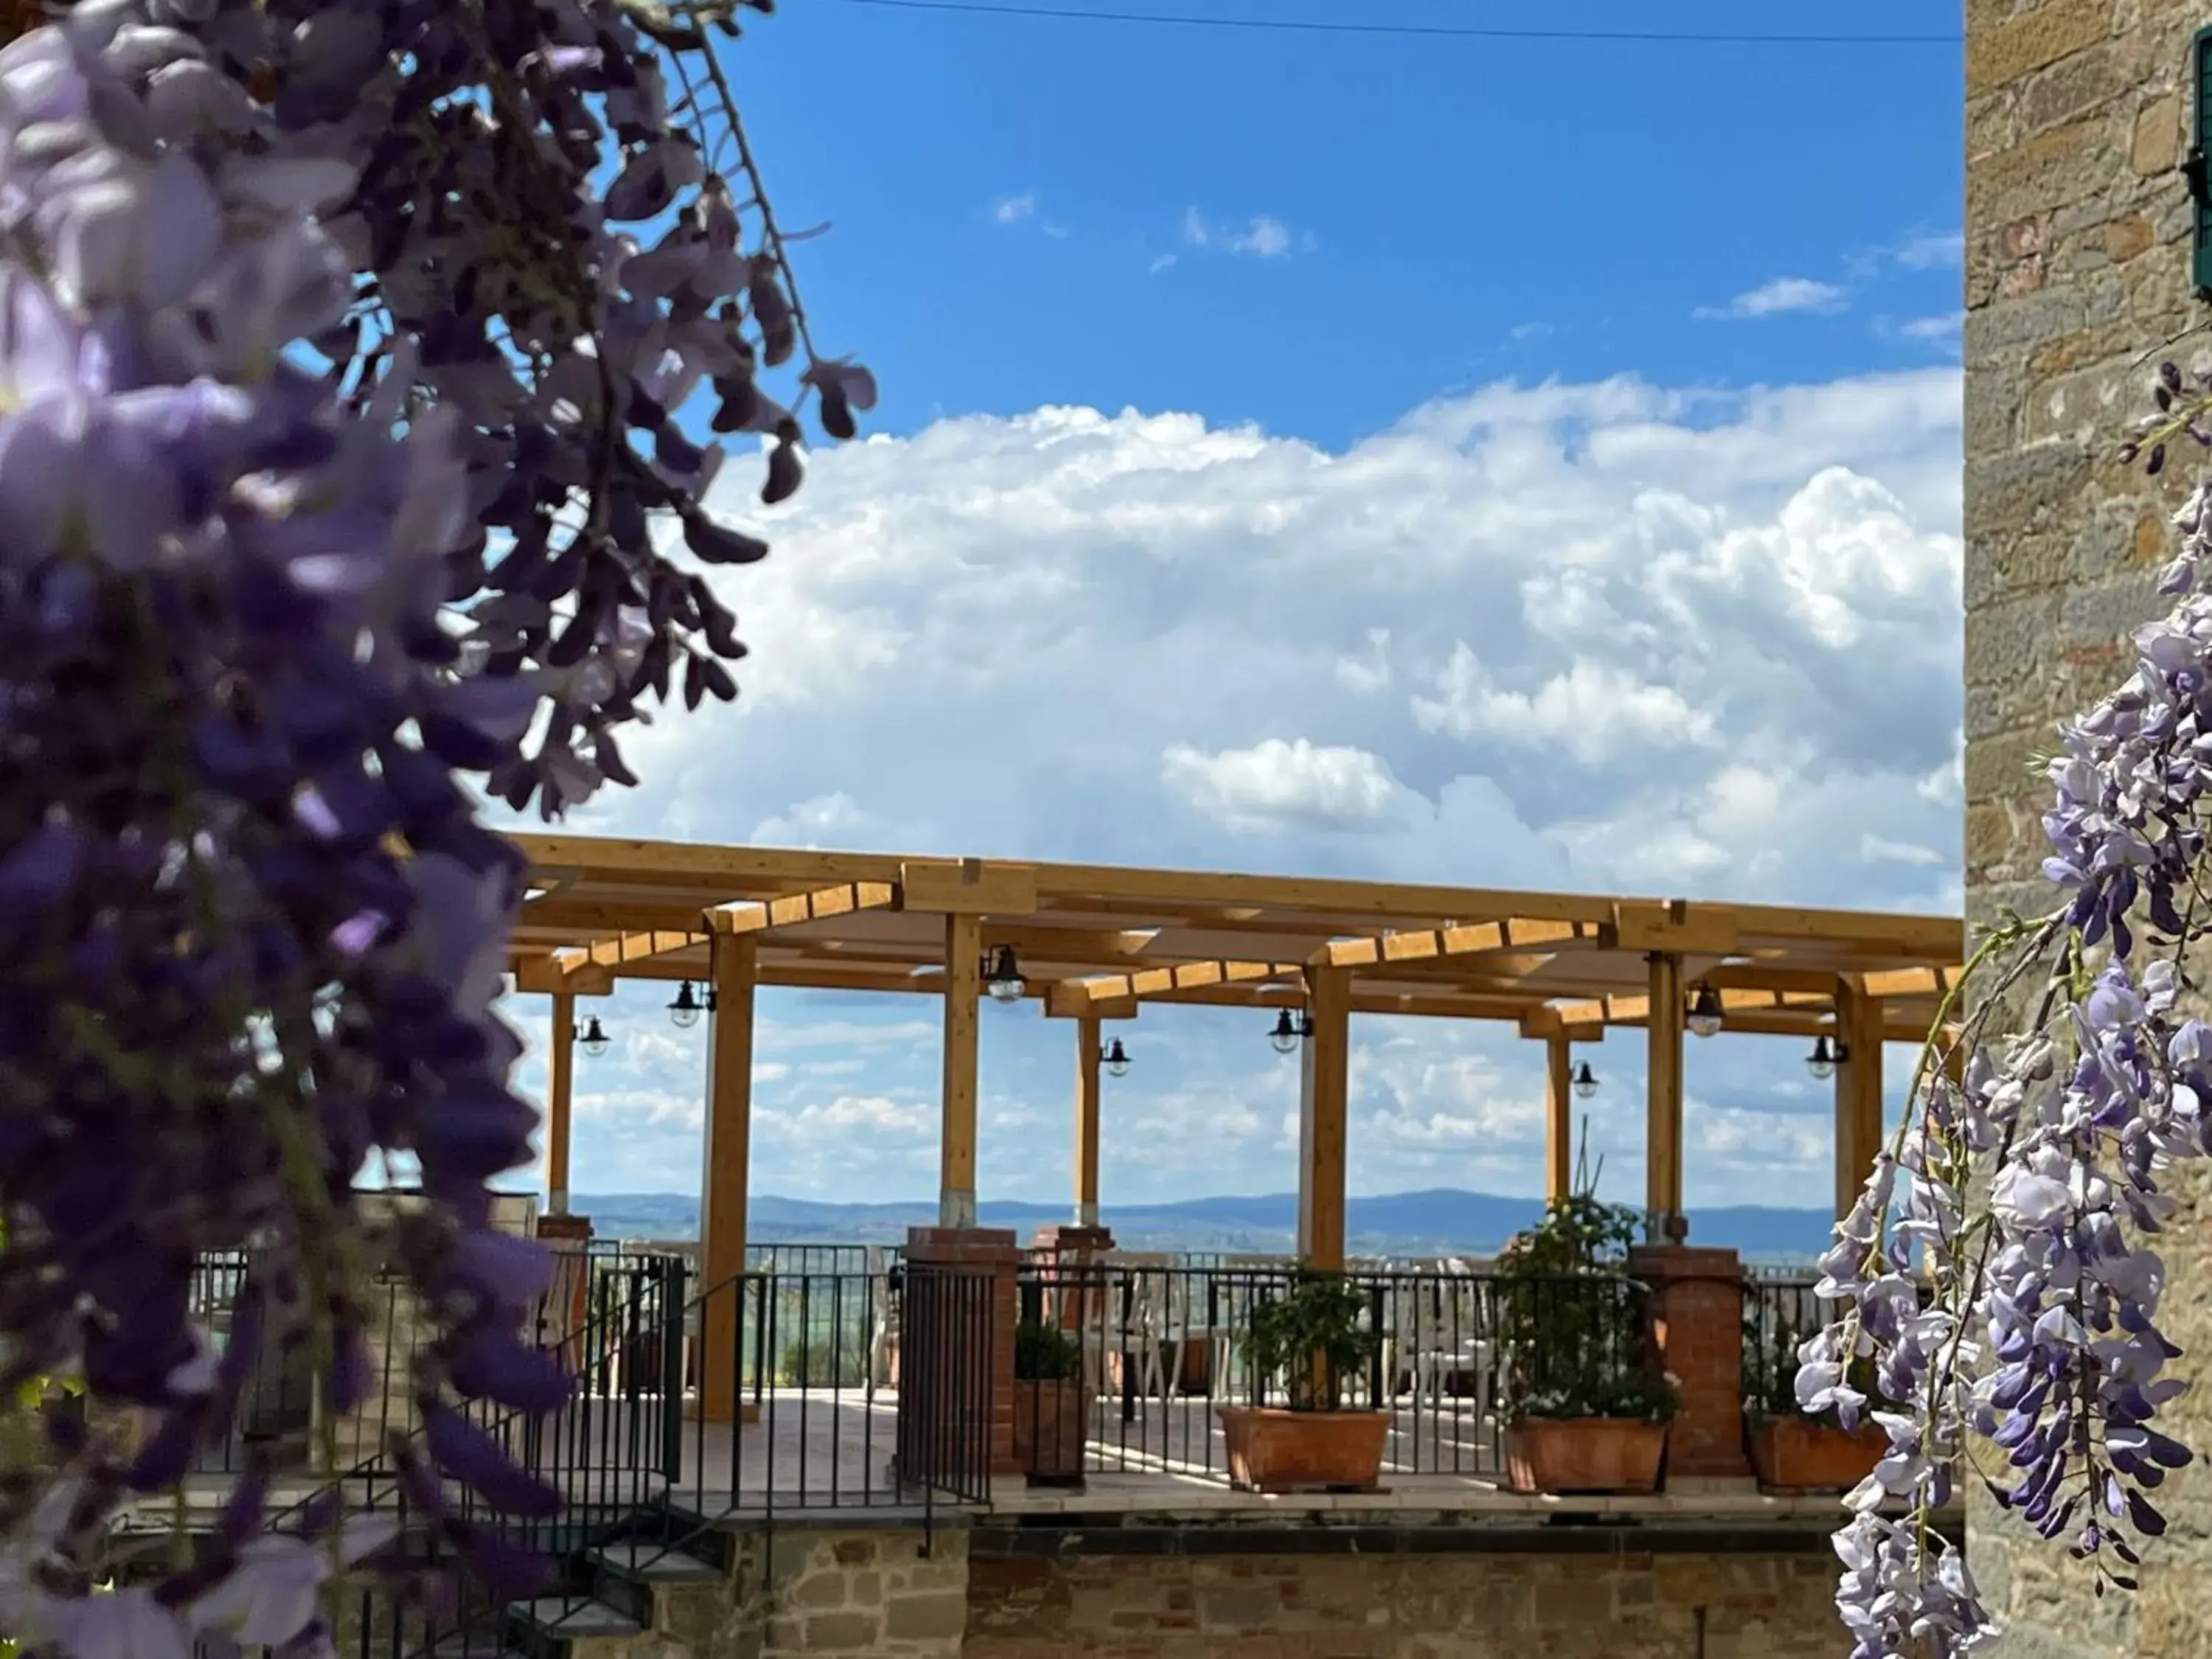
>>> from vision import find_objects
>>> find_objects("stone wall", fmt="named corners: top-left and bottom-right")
top-left (1964, 2), bottom-right (2212, 1655)
top-left (1964, 0), bottom-right (2202, 917)
top-left (619, 1527), bottom-right (973, 1659)
top-left (963, 1548), bottom-right (1840, 1659)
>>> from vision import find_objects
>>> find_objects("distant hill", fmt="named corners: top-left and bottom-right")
top-left (571, 1187), bottom-right (1829, 1265)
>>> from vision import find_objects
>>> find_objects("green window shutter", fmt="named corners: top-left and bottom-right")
top-left (2193, 25), bottom-right (2212, 297)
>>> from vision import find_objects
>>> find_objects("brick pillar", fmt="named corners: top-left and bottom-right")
top-left (1628, 1244), bottom-right (1751, 1484)
top-left (536, 1212), bottom-right (593, 1245)
top-left (897, 1227), bottom-right (1020, 1488)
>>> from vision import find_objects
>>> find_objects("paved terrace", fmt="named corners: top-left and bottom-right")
top-left (160, 1388), bottom-right (1902, 1530)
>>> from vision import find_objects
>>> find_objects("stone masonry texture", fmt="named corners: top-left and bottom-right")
top-left (543, 1526), bottom-right (1851, 1659)
top-left (1965, 1), bottom-right (2212, 1655)
top-left (962, 1549), bottom-right (1841, 1659)
top-left (609, 1527), bottom-right (973, 1659)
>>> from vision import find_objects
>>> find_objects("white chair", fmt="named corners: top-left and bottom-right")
top-left (1082, 1255), bottom-right (1178, 1399)
top-left (863, 1245), bottom-right (897, 1389)
top-left (1394, 1266), bottom-right (1492, 1417)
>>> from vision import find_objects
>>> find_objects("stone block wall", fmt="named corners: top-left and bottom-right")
top-left (594, 1527), bottom-right (971, 1659)
top-left (1964, 0), bottom-right (2203, 917)
top-left (963, 1549), bottom-right (1840, 1659)
top-left (1964, 1), bottom-right (2212, 1655)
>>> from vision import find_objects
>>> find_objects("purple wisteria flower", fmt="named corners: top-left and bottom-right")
top-left (0, 3), bottom-right (863, 1654)
top-left (1803, 389), bottom-right (2212, 1652)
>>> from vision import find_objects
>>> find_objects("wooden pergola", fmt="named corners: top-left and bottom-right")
top-left (505, 832), bottom-right (1961, 1413)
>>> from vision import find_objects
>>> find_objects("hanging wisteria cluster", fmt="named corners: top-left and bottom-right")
top-left (0, 1), bottom-right (866, 1654)
top-left (1803, 363), bottom-right (2212, 1657)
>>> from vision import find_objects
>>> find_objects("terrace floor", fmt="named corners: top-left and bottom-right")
top-left (156, 1388), bottom-right (1890, 1531)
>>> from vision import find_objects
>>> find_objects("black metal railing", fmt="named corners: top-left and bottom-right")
top-left (184, 1243), bottom-right (689, 1476)
top-left (170, 1250), bottom-right (685, 1659)
top-left (221, 1256), bottom-right (990, 1658)
top-left (1009, 1260), bottom-right (1647, 1486)
top-left (660, 1264), bottom-right (992, 1515)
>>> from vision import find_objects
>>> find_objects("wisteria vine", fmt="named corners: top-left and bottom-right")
top-left (0, 1), bottom-right (866, 1655)
top-left (1803, 363), bottom-right (2212, 1656)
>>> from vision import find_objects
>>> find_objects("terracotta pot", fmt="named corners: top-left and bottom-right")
top-left (1750, 1416), bottom-right (1887, 1493)
top-left (1012, 1377), bottom-right (1091, 1486)
top-left (1503, 1416), bottom-right (1666, 1495)
top-left (1217, 1405), bottom-right (1390, 1494)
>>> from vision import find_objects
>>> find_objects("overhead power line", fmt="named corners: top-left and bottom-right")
top-left (821, 0), bottom-right (1960, 47)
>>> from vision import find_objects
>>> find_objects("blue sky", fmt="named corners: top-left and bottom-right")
top-left (737, 0), bottom-right (1963, 443)
top-left (494, 2), bottom-right (1968, 1223)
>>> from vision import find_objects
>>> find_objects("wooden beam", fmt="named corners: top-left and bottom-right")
top-left (546, 992), bottom-right (575, 1215)
top-left (512, 955), bottom-right (614, 996)
top-left (1045, 975), bottom-right (1935, 1040)
top-left (1646, 953), bottom-right (1685, 1237)
top-left (1702, 963), bottom-right (1864, 996)
top-left (903, 858), bottom-right (1037, 917)
top-left (698, 936), bottom-right (757, 1426)
top-left (1543, 1032), bottom-right (1573, 1207)
top-left (1047, 863), bottom-right (1617, 925)
top-left (1043, 959), bottom-right (1298, 1015)
top-left (1551, 984), bottom-right (1837, 1027)
top-left (514, 832), bottom-right (906, 886)
top-left (1613, 900), bottom-right (1739, 956)
top-left (584, 928), bottom-right (706, 970)
top-left (706, 881), bottom-right (899, 935)
top-left (1544, 1008), bottom-right (1935, 1046)
top-left (1730, 902), bottom-right (1963, 961)
top-left (1310, 917), bottom-right (1599, 970)
top-left (1856, 965), bottom-right (1964, 1000)
top-left (1297, 966), bottom-right (1354, 1270)
top-left (1074, 1015), bottom-right (1102, 1228)
top-left (521, 897), bottom-right (725, 934)
top-left (941, 912), bottom-right (983, 1228)
top-left (984, 923), bottom-right (1161, 961)
top-left (1834, 977), bottom-right (1886, 1222)
top-left (507, 833), bottom-right (1962, 972)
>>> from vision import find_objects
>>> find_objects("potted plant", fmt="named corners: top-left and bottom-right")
top-left (1011, 1318), bottom-right (1090, 1486)
top-left (1217, 1267), bottom-right (1389, 1493)
top-left (1742, 1304), bottom-right (1889, 1493)
top-left (1493, 1172), bottom-right (1678, 1495)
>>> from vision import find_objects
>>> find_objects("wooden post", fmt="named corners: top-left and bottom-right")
top-left (1834, 979), bottom-right (1886, 1221)
top-left (1543, 1032), bottom-right (1573, 1206)
top-left (546, 991), bottom-right (574, 1216)
top-left (941, 912), bottom-right (983, 1229)
top-left (698, 936), bottom-right (757, 1425)
top-left (1645, 952), bottom-right (1685, 1237)
top-left (1074, 1015), bottom-right (1102, 1228)
top-left (1296, 966), bottom-right (1354, 1269)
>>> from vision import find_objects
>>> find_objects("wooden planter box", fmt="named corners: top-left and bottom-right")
top-left (1503, 1417), bottom-right (1667, 1495)
top-left (1217, 1405), bottom-right (1389, 1494)
top-left (1012, 1378), bottom-right (1091, 1486)
top-left (1750, 1416), bottom-right (1886, 1494)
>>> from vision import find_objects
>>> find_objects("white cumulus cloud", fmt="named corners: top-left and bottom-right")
top-left (1161, 737), bottom-right (1409, 833)
top-left (1698, 276), bottom-right (1848, 319)
top-left (507, 366), bottom-right (1964, 1214)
